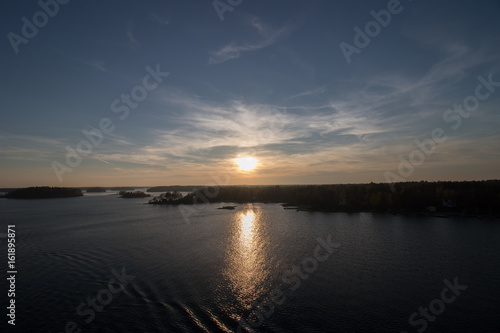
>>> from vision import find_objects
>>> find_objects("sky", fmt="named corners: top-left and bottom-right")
top-left (1, 0), bottom-right (499, 187)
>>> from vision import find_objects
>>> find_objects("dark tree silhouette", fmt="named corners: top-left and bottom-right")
top-left (146, 180), bottom-right (500, 216)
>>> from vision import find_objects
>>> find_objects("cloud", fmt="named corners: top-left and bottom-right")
top-left (149, 12), bottom-right (169, 25)
top-left (286, 85), bottom-right (328, 100)
top-left (0, 134), bottom-right (69, 164)
top-left (96, 157), bottom-right (112, 165)
top-left (53, 38), bottom-right (500, 181)
top-left (0, 133), bottom-right (63, 146)
top-left (111, 87), bottom-right (396, 174)
top-left (85, 60), bottom-right (109, 73)
top-left (209, 19), bottom-right (293, 64)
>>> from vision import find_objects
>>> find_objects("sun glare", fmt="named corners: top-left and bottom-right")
top-left (236, 157), bottom-right (257, 171)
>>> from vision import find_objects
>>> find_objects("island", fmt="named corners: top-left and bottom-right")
top-left (148, 191), bottom-right (183, 204)
top-left (147, 186), bottom-right (198, 193)
top-left (118, 191), bottom-right (151, 198)
top-left (2, 187), bottom-right (83, 199)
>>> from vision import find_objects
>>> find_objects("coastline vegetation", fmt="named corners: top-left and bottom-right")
top-left (147, 180), bottom-right (500, 216)
top-left (2, 186), bottom-right (83, 199)
top-left (147, 186), bottom-right (197, 192)
top-left (118, 191), bottom-right (151, 198)
top-left (2, 181), bottom-right (498, 217)
top-left (148, 191), bottom-right (183, 204)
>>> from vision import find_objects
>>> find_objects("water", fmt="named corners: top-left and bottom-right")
top-left (0, 194), bottom-right (499, 332)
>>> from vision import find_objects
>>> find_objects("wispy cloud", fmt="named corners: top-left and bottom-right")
top-left (111, 87), bottom-right (395, 173)
top-left (0, 133), bottom-right (63, 146)
top-left (96, 157), bottom-right (112, 165)
top-left (84, 60), bottom-right (109, 73)
top-left (0, 134), bottom-right (66, 162)
top-left (209, 18), bottom-right (293, 64)
top-left (286, 85), bottom-right (328, 100)
top-left (120, 38), bottom-right (498, 176)
top-left (149, 12), bottom-right (169, 25)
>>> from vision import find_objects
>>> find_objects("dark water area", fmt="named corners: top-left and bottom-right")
top-left (0, 194), bottom-right (499, 332)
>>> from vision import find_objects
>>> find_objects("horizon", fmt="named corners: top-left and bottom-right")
top-left (2, 178), bottom-right (499, 191)
top-left (1, 1), bottom-right (499, 188)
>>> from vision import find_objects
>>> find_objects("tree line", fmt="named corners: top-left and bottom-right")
top-left (150, 180), bottom-right (500, 215)
top-left (2, 187), bottom-right (83, 199)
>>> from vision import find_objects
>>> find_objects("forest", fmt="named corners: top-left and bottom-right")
top-left (2, 186), bottom-right (83, 199)
top-left (149, 180), bottom-right (500, 216)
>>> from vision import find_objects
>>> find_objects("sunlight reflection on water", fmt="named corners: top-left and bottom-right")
top-left (225, 205), bottom-right (270, 310)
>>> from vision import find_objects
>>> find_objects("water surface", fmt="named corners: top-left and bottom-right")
top-left (0, 195), bottom-right (499, 332)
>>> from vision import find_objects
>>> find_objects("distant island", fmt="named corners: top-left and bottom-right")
top-left (147, 186), bottom-right (198, 193)
top-left (146, 180), bottom-right (500, 217)
top-left (86, 187), bottom-right (107, 192)
top-left (119, 191), bottom-right (151, 198)
top-left (148, 191), bottom-right (183, 204)
top-left (1, 186), bottom-right (83, 199)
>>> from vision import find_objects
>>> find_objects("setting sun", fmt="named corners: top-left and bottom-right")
top-left (235, 157), bottom-right (257, 171)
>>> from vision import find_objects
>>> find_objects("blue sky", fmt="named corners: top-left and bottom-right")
top-left (1, 0), bottom-right (499, 187)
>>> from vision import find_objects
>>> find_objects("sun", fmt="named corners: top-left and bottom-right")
top-left (235, 157), bottom-right (257, 171)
